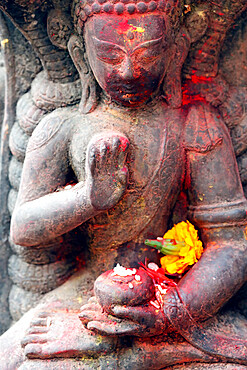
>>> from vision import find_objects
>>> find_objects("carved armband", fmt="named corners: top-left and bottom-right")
top-left (188, 198), bottom-right (247, 229)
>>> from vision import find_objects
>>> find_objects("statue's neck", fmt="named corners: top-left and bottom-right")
top-left (100, 90), bottom-right (163, 114)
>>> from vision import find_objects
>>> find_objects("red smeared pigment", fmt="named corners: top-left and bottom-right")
top-left (182, 74), bottom-right (215, 105)
top-left (117, 19), bottom-right (132, 34)
top-left (117, 19), bottom-right (145, 36)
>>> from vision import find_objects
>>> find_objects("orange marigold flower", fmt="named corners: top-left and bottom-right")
top-left (160, 221), bottom-right (203, 274)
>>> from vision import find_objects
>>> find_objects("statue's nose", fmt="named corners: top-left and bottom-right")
top-left (119, 56), bottom-right (137, 80)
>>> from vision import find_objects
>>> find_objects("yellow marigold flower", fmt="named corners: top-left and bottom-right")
top-left (160, 221), bottom-right (203, 274)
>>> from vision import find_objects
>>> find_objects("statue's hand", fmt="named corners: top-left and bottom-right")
top-left (86, 133), bottom-right (129, 210)
top-left (79, 297), bottom-right (168, 337)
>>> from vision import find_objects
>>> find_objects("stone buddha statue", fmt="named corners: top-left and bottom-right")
top-left (0, 0), bottom-right (246, 368)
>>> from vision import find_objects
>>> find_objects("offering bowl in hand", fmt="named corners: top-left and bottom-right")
top-left (94, 264), bottom-right (155, 313)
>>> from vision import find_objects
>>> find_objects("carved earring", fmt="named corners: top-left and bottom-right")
top-left (68, 35), bottom-right (98, 114)
top-left (162, 28), bottom-right (190, 108)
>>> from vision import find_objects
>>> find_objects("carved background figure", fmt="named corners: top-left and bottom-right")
top-left (0, 0), bottom-right (246, 369)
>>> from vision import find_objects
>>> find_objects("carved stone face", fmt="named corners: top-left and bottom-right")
top-left (84, 14), bottom-right (172, 107)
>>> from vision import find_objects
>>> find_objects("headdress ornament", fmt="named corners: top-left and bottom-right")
top-left (72, 0), bottom-right (183, 34)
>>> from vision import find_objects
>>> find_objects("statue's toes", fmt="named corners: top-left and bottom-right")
top-left (21, 334), bottom-right (47, 348)
top-left (30, 317), bottom-right (49, 327)
top-left (26, 326), bottom-right (49, 335)
top-left (24, 343), bottom-right (44, 359)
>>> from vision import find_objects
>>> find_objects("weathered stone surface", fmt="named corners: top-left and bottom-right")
top-left (0, 0), bottom-right (246, 368)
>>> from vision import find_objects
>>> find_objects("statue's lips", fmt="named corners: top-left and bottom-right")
top-left (118, 86), bottom-right (139, 94)
top-left (122, 93), bottom-right (138, 99)
top-left (108, 81), bottom-right (149, 95)
top-left (106, 79), bottom-right (153, 103)
top-left (118, 87), bottom-right (151, 100)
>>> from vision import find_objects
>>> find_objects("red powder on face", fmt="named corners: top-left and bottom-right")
top-left (118, 19), bottom-right (132, 33)
top-left (117, 19), bottom-right (145, 35)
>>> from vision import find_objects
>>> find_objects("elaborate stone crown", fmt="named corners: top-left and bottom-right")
top-left (73, 0), bottom-right (183, 33)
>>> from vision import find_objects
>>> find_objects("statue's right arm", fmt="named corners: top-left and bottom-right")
top-left (10, 114), bottom-right (96, 247)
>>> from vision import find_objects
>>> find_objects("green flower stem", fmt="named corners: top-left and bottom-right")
top-left (144, 239), bottom-right (163, 250)
top-left (145, 239), bottom-right (186, 256)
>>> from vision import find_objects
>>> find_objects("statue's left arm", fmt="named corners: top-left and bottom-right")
top-left (155, 105), bottom-right (247, 359)
top-left (173, 106), bottom-right (247, 323)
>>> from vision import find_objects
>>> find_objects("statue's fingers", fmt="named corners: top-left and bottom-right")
top-left (87, 320), bottom-right (141, 336)
top-left (79, 311), bottom-right (98, 323)
top-left (112, 136), bottom-right (121, 157)
top-left (112, 305), bottom-right (149, 322)
top-left (118, 139), bottom-right (129, 165)
top-left (88, 296), bottom-right (98, 304)
top-left (100, 141), bottom-right (109, 167)
top-left (100, 141), bottom-right (107, 157)
top-left (87, 147), bottom-right (96, 176)
top-left (112, 305), bottom-right (163, 330)
top-left (78, 309), bottom-right (106, 325)
top-left (80, 302), bottom-right (102, 312)
top-left (118, 166), bottom-right (128, 186)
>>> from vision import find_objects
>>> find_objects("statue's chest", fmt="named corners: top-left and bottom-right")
top-left (109, 112), bottom-right (184, 189)
top-left (126, 124), bottom-right (167, 188)
top-left (70, 109), bottom-right (184, 189)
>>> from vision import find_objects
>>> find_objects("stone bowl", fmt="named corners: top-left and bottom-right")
top-left (94, 266), bottom-right (155, 313)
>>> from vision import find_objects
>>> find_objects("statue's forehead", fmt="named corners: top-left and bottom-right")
top-left (85, 14), bottom-right (165, 46)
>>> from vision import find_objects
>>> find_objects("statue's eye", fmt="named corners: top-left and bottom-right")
top-left (96, 46), bottom-right (125, 65)
top-left (132, 37), bottom-right (163, 65)
top-left (133, 43), bottom-right (162, 65)
top-left (134, 48), bottom-right (160, 64)
top-left (92, 37), bottom-right (125, 65)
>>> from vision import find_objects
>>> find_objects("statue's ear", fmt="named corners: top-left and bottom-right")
top-left (68, 35), bottom-right (98, 114)
top-left (162, 28), bottom-right (190, 108)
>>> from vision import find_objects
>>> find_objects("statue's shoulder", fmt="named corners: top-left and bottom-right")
top-left (184, 102), bottom-right (224, 153)
top-left (27, 107), bottom-right (79, 153)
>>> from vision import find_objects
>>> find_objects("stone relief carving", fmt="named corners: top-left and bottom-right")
top-left (0, 0), bottom-right (246, 368)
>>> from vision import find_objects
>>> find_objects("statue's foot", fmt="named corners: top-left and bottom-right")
top-left (21, 309), bottom-right (118, 359)
top-left (87, 132), bottom-right (129, 210)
